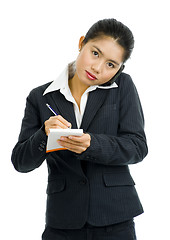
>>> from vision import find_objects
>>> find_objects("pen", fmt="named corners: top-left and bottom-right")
top-left (46, 103), bottom-right (71, 128)
top-left (46, 103), bottom-right (58, 116)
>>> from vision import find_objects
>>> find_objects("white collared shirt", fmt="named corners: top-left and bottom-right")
top-left (43, 64), bottom-right (118, 128)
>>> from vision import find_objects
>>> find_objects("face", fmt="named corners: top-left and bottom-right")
top-left (75, 36), bottom-right (125, 87)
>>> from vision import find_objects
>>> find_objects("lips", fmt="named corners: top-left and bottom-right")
top-left (85, 70), bottom-right (97, 80)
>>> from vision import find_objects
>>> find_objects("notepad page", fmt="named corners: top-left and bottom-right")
top-left (46, 128), bottom-right (83, 153)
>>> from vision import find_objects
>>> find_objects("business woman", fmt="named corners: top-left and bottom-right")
top-left (12, 18), bottom-right (148, 239)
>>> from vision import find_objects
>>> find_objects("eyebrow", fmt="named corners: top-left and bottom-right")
top-left (93, 45), bottom-right (120, 66)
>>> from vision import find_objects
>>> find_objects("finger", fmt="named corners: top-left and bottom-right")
top-left (59, 137), bottom-right (83, 146)
top-left (49, 116), bottom-right (71, 129)
top-left (57, 115), bottom-right (72, 128)
top-left (59, 135), bottom-right (90, 151)
top-left (57, 140), bottom-right (86, 154)
top-left (68, 134), bottom-right (90, 143)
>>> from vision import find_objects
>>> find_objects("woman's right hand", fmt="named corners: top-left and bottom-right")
top-left (44, 115), bottom-right (72, 136)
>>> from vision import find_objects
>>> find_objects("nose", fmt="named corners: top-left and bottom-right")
top-left (91, 61), bottom-right (103, 74)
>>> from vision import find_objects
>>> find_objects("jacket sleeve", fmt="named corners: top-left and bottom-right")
top-left (11, 89), bottom-right (48, 173)
top-left (77, 75), bottom-right (148, 165)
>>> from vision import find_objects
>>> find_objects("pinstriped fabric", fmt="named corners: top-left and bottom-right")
top-left (11, 73), bottom-right (148, 229)
top-left (80, 89), bottom-right (108, 131)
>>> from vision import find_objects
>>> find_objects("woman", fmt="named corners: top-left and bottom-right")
top-left (12, 18), bottom-right (148, 240)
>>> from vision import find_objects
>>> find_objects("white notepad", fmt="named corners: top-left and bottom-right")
top-left (46, 128), bottom-right (83, 153)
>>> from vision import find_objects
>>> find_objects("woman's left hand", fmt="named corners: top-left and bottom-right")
top-left (57, 133), bottom-right (91, 154)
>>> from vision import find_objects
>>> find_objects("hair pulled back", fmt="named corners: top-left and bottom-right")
top-left (83, 18), bottom-right (134, 62)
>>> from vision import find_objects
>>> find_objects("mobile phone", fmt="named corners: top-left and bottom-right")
top-left (111, 64), bottom-right (125, 82)
top-left (102, 64), bottom-right (125, 86)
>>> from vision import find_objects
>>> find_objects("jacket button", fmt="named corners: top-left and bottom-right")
top-left (79, 179), bottom-right (87, 185)
top-left (40, 143), bottom-right (45, 148)
top-left (38, 147), bottom-right (43, 151)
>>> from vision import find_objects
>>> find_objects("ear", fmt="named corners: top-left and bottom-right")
top-left (78, 36), bottom-right (85, 51)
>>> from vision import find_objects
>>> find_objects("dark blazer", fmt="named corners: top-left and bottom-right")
top-left (11, 73), bottom-right (148, 229)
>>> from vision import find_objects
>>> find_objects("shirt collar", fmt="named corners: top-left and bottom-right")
top-left (43, 64), bottom-right (118, 96)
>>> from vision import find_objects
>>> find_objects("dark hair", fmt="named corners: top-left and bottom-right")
top-left (83, 18), bottom-right (134, 62)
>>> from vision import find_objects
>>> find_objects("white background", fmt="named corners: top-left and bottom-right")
top-left (0, 0), bottom-right (170, 239)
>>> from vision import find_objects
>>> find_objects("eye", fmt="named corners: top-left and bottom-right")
top-left (107, 62), bottom-right (115, 68)
top-left (92, 51), bottom-right (99, 57)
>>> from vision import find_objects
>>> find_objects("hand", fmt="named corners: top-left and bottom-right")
top-left (57, 133), bottom-right (91, 154)
top-left (44, 115), bottom-right (72, 136)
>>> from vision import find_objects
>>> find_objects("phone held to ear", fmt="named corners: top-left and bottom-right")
top-left (102, 64), bottom-right (125, 86)
top-left (112, 64), bottom-right (125, 82)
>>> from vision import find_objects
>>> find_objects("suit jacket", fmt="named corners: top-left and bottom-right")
top-left (11, 73), bottom-right (148, 229)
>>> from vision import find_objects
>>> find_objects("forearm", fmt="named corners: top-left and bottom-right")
top-left (76, 132), bottom-right (148, 166)
top-left (11, 127), bottom-right (48, 173)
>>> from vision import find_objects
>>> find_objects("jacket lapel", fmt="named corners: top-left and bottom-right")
top-left (80, 88), bottom-right (108, 131)
top-left (44, 90), bottom-right (78, 129)
top-left (44, 88), bottom-right (108, 131)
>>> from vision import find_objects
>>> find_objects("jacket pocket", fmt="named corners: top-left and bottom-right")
top-left (46, 177), bottom-right (65, 195)
top-left (103, 172), bottom-right (135, 187)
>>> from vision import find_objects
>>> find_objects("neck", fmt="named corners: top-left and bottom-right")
top-left (69, 72), bottom-right (88, 97)
top-left (68, 72), bottom-right (89, 110)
